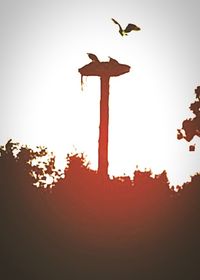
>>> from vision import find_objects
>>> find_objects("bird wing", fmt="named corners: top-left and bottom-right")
top-left (124, 23), bottom-right (140, 33)
top-left (111, 18), bottom-right (122, 30)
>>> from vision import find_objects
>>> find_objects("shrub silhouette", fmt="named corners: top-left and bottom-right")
top-left (0, 140), bottom-right (200, 279)
top-left (0, 139), bottom-right (60, 190)
top-left (177, 86), bottom-right (200, 142)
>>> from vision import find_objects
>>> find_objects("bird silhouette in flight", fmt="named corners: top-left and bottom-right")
top-left (111, 18), bottom-right (141, 36)
top-left (87, 53), bottom-right (100, 62)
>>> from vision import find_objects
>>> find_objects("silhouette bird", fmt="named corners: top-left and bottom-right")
top-left (108, 56), bottom-right (119, 64)
top-left (87, 53), bottom-right (100, 62)
top-left (111, 18), bottom-right (141, 36)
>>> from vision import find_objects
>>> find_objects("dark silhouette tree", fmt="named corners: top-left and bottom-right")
top-left (0, 139), bottom-right (60, 189)
top-left (1, 139), bottom-right (200, 279)
top-left (177, 86), bottom-right (200, 142)
top-left (64, 152), bottom-right (91, 183)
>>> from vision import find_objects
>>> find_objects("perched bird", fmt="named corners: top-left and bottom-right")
top-left (111, 18), bottom-right (141, 36)
top-left (87, 53), bottom-right (100, 62)
top-left (108, 56), bottom-right (119, 64)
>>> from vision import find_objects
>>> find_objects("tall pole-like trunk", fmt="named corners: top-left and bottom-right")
top-left (98, 75), bottom-right (110, 179)
top-left (79, 59), bottom-right (130, 180)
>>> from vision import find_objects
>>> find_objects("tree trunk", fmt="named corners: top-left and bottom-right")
top-left (98, 75), bottom-right (110, 179)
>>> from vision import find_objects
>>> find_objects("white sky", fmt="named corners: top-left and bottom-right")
top-left (0, 0), bottom-right (200, 186)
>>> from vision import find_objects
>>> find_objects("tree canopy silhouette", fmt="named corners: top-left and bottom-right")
top-left (177, 86), bottom-right (200, 142)
top-left (0, 139), bottom-right (60, 189)
top-left (1, 139), bottom-right (200, 279)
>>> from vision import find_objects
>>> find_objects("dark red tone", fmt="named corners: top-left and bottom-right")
top-left (79, 58), bottom-right (130, 179)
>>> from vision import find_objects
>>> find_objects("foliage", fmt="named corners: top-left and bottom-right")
top-left (1, 140), bottom-right (200, 279)
top-left (177, 86), bottom-right (200, 142)
top-left (0, 139), bottom-right (61, 189)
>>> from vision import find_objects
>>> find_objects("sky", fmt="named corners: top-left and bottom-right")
top-left (0, 0), bottom-right (200, 186)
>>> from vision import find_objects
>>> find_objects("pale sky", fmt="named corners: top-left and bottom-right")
top-left (0, 0), bottom-right (200, 186)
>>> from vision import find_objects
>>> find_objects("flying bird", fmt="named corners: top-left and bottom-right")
top-left (111, 18), bottom-right (141, 36)
top-left (87, 53), bottom-right (100, 62)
